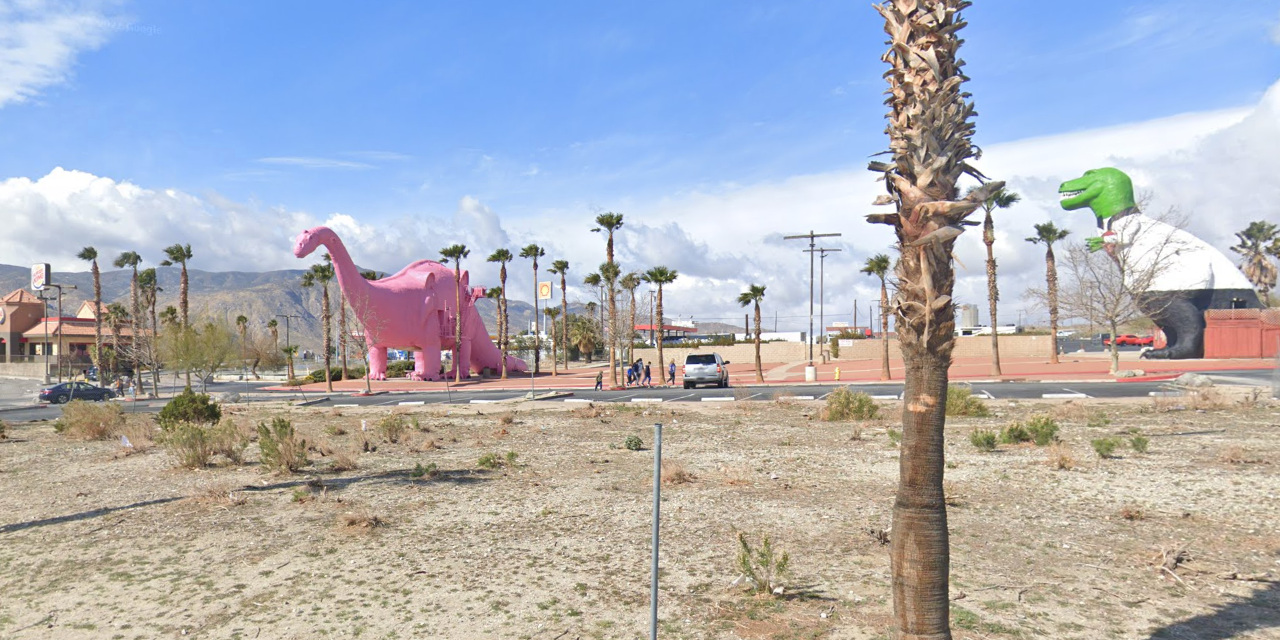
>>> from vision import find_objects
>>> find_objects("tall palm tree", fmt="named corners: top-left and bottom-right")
top-left (519, 244), bottom-right (545, 374)
top-left (966, 186), bottom-right (1020, 375)
top-left (591, 212), bottom-right (624, 265)
top-left (160, 243), bottom-right (193, 328)
top-left (104, 302), bottom-right (129, 381)
top-left (301, 260), bottom-right (336, 391)
top-left (440, 244), bottom-right (470, 383)
top-left (1027, 223), bottom-right (1071, 364)
top-left (568, 314), bottom-right (600, 363)
top-left (77, 247), bottom-right (103, 375)
top-left (621, 272), bottom-right (641, 365)
top-left (138, 268), bottom-right (161, 394)
top-left (487, 249), bottom-right (514, 379)
top-left (548, 259), bottom-right (570, 368)
top-left (1231, 221), bottom-right (1279, 306)
top-left (598, 262), bottom-right (621, 387)
top-left (485, 285), bottom-right (504, 345)
top-left (592, 213), bottom-right (624, 383)
top-left (736, 284), bottom-right (767, 383)
top-left (543, 307), bottom-right (561, 374)
top-left (865, 2), bottom-right (1001, 635)
top-left (113, 251), bottom-right (142, 380)
top-left (236, 315), bottom-right (249, 371)
top-left (583, 272), bottom-right (602, 331)
top-left (267, 318), bottom-right (279, 353)
top-left (861, 254), bottom-right (893, 381)
top-left (641, 266), bottom-right (678, 383)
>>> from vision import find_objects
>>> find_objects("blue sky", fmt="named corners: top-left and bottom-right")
top-left (2, 0), bottom-right (1279, 328)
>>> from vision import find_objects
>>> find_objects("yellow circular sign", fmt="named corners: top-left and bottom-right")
top-left (538, 282), bottom-right (553, 299)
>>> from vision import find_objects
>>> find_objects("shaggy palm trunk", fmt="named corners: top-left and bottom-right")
top-left (181, 264), bottom-right (192, 388)
top-left (149, 295), bottom-right (160, 395)
top-left (130, 269), bottom-right (140, 396)
top-left (607, 287), bottom-right (618, 387)
top-left (868, 2), bottom-right (999, 637)
top-left (628, 291), bottom-right (637, 367)
top-left (454, 267), bottom-right (464, 384)
top-left (91, 263), bottom-right (102, 376)
top-left (323, 285), bottom-right (333, 391)
top-left (880, 280), bottom-right (891, 381)
top-left (1046, 247), bottom-right (1061, 365)
top-left (753, 303), bottom-right (763, 383)
top-left (499, 266), bottom-right (509, 380)
top-left (984, 211), bottom-right (1002, 375)
top-left (561, 277), bottom-right (569, 368)
top-left (656, 290), bottom-right (666, 383)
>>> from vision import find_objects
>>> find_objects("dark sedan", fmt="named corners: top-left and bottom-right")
top-left (38, 382), bottom-right (116, 404)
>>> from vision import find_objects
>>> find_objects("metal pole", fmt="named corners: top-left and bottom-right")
top-left (808, 237), bottom-right (814, 364)
top-left (818, 253), bottom-right (825, 358)
top-left (650, 422), bottom-right (663, 640)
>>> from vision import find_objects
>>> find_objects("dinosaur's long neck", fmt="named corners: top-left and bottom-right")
top-left (320, 234), bottom-right (372, 305)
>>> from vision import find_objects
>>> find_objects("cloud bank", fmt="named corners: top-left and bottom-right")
top-left (3, 80), bottom-right (1278, 331)
top-left (0, 1), bottom-right (117, 107)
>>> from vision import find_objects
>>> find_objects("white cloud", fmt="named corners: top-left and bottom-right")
top-left (1270, 13), bottom-right (1280, 45)
top-left (256, 157), bottom-right (374, 170)
top-left (0, 1), bottom-right (117, 108)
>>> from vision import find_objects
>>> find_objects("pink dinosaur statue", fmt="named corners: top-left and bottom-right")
top-left (293, 226), bottom-right (527, 381)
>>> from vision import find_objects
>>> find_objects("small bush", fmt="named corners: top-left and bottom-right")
top-left (887, 427), bottom-right (901, 447)
top-left (505, 451), bottom-right (519, 466)
top-left (498, 412), bottom-right (515, 426)
top-left (329, 446), bottom-right (359, 472)
top-left (56, 400), bottom-right (126, 440)
top-left (410, 462), bottom-right (439, 479)
top-left (157, 388), bottom-right (221, 431)
top-left (735, 531), bottom-right (790, 595)
top-left (1118, 504), bottom-right (1145, 521)
top-left (1045, 443), bottom-right (1076, 470)
top-left (376, 414), bottom-right (408, 443)
top-left (1086, 411), bottom-right (1111, 429)
top-left (1025, 415), bottom-right (1060, 446)
top-left (999, 422), bottom-right (1031, 444)
top-left (1091, 437), bottom-right (1121, 459)
top-left (210, 419), bottom-right (252, 464)
top-left (478, 452), bottom-right (502, 469)
top-left (0, 418), bottom-right (7, 439)
top-left (323, 425), bottom-right (347, 436)
top-left (258, 417), bottom-right (309, 473)
top-left (386, 360), bottom-right (414, 378)
top-left (823, 387), bottom-right (879, 421)
top-left (339, 508), bottom-right (386, 529)
top-left (946, 386), bottom-right (990, 417)
top-left (624, 435), bottom-right (644, 451)
top-left (163, 422), bottom-right (213, 469)
top-left (969, 429), bottom-right (998, 452)
top-left (1129, 436), bottom-right (1150, 453)
top-left (662, 461), bottom-right (694, 485)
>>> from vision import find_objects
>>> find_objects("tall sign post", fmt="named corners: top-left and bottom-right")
top-left (784, 232), bottom-right (841, 381)
top-left (804, 248), bottom-right (842, 360)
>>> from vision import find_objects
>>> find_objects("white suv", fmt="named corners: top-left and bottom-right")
top-left (683, 353), bottom-right (729, 389)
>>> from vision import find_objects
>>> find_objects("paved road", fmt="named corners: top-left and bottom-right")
top-left (3, 370), bottom-right (1273, 423)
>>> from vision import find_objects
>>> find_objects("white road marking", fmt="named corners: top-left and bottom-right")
top-left (818, 392), bottom-right (832, 400)
top-left (1149, 391), bottom-right (1183, 397)
top-left (781, 395), bottom-right (815, 401)
top-left (469, 399), bottom-right (501, 404)
top-left (977, 390), bottom-right (995, 399)
top-left (563, 398), bottom-right (593, 403)
top-left (631, 398), bottom-right (663, 403)
top-left (1041, 393), bottom-right (1088, 399)
top-left (397, 401), bottom-right (425, 406)
top-left (333, 404), bottom-right (358, 408)
top-left (871, 395), bottom-right (899, 400)
top-left (666, 393), bottom-right (695, 402)
top-left (701, 397), bottom-right (734, 402)
top-left (1060, 388), bottom-right (1091, 398)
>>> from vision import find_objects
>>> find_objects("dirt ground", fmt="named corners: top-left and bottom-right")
top-left (0, 388), bottom-right (1277, 639)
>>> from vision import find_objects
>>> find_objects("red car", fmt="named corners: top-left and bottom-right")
top-left (1103, 334), bottom-right (1153, 346)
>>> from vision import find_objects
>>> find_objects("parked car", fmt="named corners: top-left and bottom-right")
top-left (1102, 334), bottom-right (1153, 347)
top-left (1056, 330), bottom-right (1074, 338)
top-left (683, 353), bottom-right (730, 389)
top-left (38, 381), bottom-right (116, 404)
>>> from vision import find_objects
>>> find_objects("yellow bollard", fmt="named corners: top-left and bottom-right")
top-left (834, 367), bottom-right (841, 381)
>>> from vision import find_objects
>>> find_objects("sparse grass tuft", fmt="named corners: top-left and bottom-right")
top-left (887, 427), bottom-right (901, 447)
top-left (661, 461), bottom-right (694, 485)
top-left (1218, 446), bottom-right (1265, 465)
top-left (498, 412), bottom-right (516, 426)
top-left (339, 508), bottom-right (386, 530)
top-left (329, 445), bottom-right (360, 472)
top-left (1129, 435), bottom-right (1150, 454)
top-left (969, 429), bottom-right (998, 452)
top-left (478, 452), bottom-right (501, 469)
top-left (822, 387), bottom-right (879, 421)
top-left (410, 462), bottom-right (439, 479)
top-left (55, 400), bottom-right (126, 440)
top-left (735, 531), bottom-right (790, 595)
top-left (376, 414), bottom-right (408, 443)
top-left (1091, 437), bottom-right (1121, 459)
top-left (162, 422), bottom-right (213, 469)
top-left (1025, 415), bottom-right (1060, 446)
top-left (946, 386), bottom-right (990, 417)
top-left (0, 418), bottom-right (7, 439)
top-left (1118, 504), bottom-right (1145, 521)
top-left (1045, 443), bottom-right (1076, 470)
top-left (258, 417), bottom-right (309, 473)
top-left (999, 422), bottom-right (1031, 444)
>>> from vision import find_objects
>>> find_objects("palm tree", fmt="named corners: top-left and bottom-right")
top-left (485, 286), bottom-right (504, 350)
top-left (104, 302), bottom-right (129, 382)
top-left (543, 307), bottom-right (561, 374)
top-left (864, 2), bottom-right (999, 635)
top-left (592, 213), bottom-right (624, 383)
top-left (160, 243), bottom-right (193, 328)
top-left (568, 314), bottom-right (600, 363)
top-left (591, 212), bottom-right (624, 264)
top-left (159, 306), bottom-right (178, 328)
top-left (641, 266), bottom-right (678, 383)
top-left (737, 284), bottom-right (767, 383)
top-left (1027, 223), bottom-right (1071, 364)
top-left (440, 244), bottom-right (470, 383)
top-left (77, 247), bottom-right (103, 376)
top-left (621, 272), bottom-right (641, 365)
top-left (967, 186), bottom-right (1020, 375)
top-left (138, 268), bottom-right (161, 394)
top-left (300, 259), bottom-right (336, 391)
top-left (583, 272), bottom-right (602, 331)
top-left (1231, 221), bottom-right (1279, 306)
top-left (548, 259), bottom-right (570, 368)
top-left (113, 251), bottom-right (142, 380)
top-left (861, 254), bottom-right (893, 381)
top-left (598, 262), bottom-right (621, 387)
top-left (267, 319), bottom-right (279, 353)
top-left (487, 249), bottom-right (514, 379)
top-left (519, 244), bottom-right (545, 373)
top-left (236, 315), bottom-right (249, 371)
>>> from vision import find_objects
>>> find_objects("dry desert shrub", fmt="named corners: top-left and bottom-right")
top-left (115, 420), bottom-right (156, 455)
top-left (339, 507), bottom-right (386, 530)
top-left (0, 418), bottom-right (7, 439)
top-left (1050, 401), bottom-right (1090, 422)
top-left (497, 411), bottom-right (516, 426)
top-left (1218, 446), bottom-right (1265, 465)
top-left (1118, 504), bottom-right (1145, 521)
top-left (661, 461), bottom-right (695, 485)
top-left (822, 387), bottom-right (879, 421)
top-left (258, 417), bottom-right (309, 473)
top-left (409, 437), bottom-right (439, 453)
top-left (1188, 389), bottom-right (1231, 411)
top-left (719, 464), bottom-right (754, 486)
top-left (189, 484), bottom-right (247, 507)
top-left (329, 444), bottom-right (360, 472)
top-left (163, 422), bottom-right (214, 469)
top-left (376, 414), bottom-right (409, 443)
top-left (211, 418), bottom-right (253, 464)
top-left (569, 404), bottom-right (605, 419)
top-left (56, 400), bottom-right (126, 440)
top-left (1045, 443), bottom-right (1076, 470)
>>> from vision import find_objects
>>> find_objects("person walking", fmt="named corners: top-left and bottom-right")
top-left (642, 363), bottom-right (652, 387)
top-left (667, 359), bottom-right (676, 386)
top-left (594, 371), bottom-right (603, 391)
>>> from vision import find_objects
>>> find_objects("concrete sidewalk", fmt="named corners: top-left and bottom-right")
top-left (268, 351), bottom-right (1275, 395)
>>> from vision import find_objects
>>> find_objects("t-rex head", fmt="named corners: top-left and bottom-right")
top-left (1058, 167), bottom-right (1136, 220)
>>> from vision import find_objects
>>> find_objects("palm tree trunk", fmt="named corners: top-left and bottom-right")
top-left (880, 280), bottom-right (891, 381)
top-left (1046, 248), bottom-right (1060, 365)
top-left (984, 211), bottom-right (1002, 375)
top-left (628, 291), bottom-right (637, 367)
top-left (753, 303), bottom-right (763, 383)
top-left (454, 267), bottom-right (463, 383)
top-left (500, 268), bottom-right (509, 380)
top-left (180, 265), bottom-right (188, 328)
top-left (92, 263), bottom-right (102, 376)
top-left (561, 277), bottom-right (568, 369)
top-left (607, 288), bottom-right (618, 388)
top-left (655, 290), bottom-right (665, 384)
top-left (149, 296), bottom-right (160, 395)
top-left (323, 285), bottom-right (333, 391)
top-left (339, 295), bottom-right (349, 380)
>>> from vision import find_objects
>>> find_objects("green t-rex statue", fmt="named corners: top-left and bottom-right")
top-left (1058, 167), bottom-right (1261, 359)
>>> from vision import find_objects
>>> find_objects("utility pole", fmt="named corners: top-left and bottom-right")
top-left (44, 283), bottom-right (76, 383)
top-left (803, 248), bottom-right (841, 360)
top-left (784, 231), bottom-right (841, 379)
top-left (276, 314), bottom-right (301, 379)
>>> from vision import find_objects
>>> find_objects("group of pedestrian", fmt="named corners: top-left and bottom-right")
top-left (590, 358), bottom-right (677, 390)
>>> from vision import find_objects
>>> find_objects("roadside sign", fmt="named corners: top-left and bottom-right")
top-left (31, 263), bottom-right (50, 291)
top-left (537, 281), bottom-right (552, 300)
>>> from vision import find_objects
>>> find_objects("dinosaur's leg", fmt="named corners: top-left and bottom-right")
top-left (1139, 291), bottom-right (1204, 360)
top-left (420, 345), bottom-right (443, 381)
top-left (369, 345), bottom-right (388, 380)
top-left (458, 338), bottom-right (473, 380)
